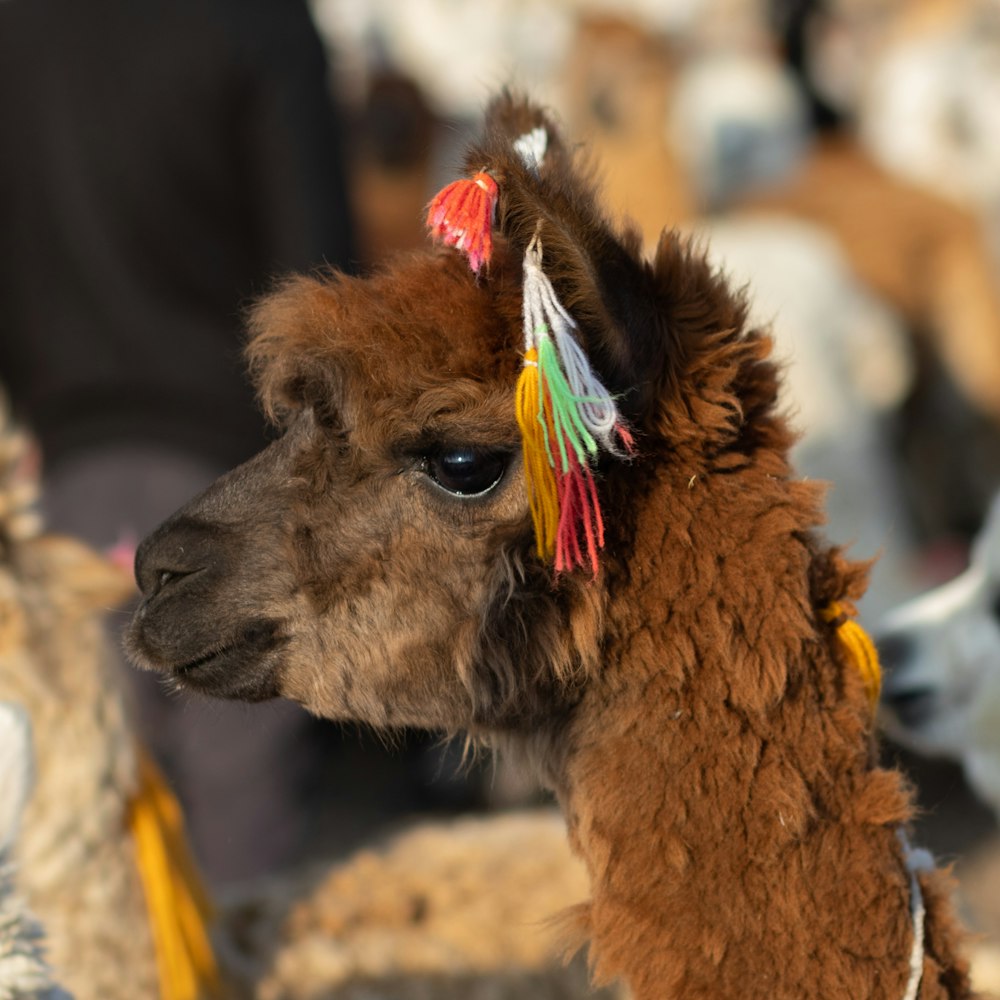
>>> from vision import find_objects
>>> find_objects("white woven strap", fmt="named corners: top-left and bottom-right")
top-left (898, 829), bottom-right (934, 1000)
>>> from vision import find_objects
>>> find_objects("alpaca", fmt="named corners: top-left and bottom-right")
top-left (802, 0), bottom-right (1000, 214)
top-left (559, 14), bottom-right (695, 250)
top-left (878, 491), bottom-right (1000, 820)
top-left (125, 93), bottom-right (975, 999)
top-left (0, 412), bottom-right (163, 999)
top-left (876, 493), bottom-right (1000, 997)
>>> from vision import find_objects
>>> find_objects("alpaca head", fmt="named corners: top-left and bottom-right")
top-left (126, 94), bottom-right (787, 737)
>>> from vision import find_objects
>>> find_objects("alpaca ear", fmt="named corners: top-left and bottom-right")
top-left (430, 94), bottom-right (688, 571)
top-left (461, 91), bottom-right (676, 420)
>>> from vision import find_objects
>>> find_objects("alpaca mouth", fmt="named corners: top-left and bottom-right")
top-left (174, 641), bottom-right (240, 677)
top-left (133, 617), bottom-right (287, 702)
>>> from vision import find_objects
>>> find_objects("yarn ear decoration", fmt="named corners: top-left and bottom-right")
top-left (426, 170), bottom-right (499, 274)
top-left (428, 130), bottom-right (631, 575)
top-left (517, 236), bottom-right (632, 575)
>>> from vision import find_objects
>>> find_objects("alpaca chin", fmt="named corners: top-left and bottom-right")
top-left (125, 610), bottom-right (286, 702)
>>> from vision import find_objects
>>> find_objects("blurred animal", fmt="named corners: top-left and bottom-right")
top-left (877, 492), bottom-right (1000, 997)
top-left (347, 72), bottom-right (440, 264)
top-left (741, 130), bottom-right (1000, 419)
top-left (224, 811), bottom-right (613, 1000)
top-left (879, 492), bottom-right (1000, 820)
top-left (560, 14), bottom-right (695, 248)
top-left (127, 93), bottom-right (974, 999)
top-left (800, 0), bottom-right (1000, 214)
top-left (0, 408), bottom-right (162, 999)
top-left (735, 133), bottom-right (1000, 542)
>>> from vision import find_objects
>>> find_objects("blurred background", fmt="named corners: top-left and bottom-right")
top-left (2, 0), bottom-right (1000, 975)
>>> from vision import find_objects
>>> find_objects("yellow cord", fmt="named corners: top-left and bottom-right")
top-left (516, 348), bottom-right (560, 559)
top-left (821, 601), bottom-right (882, 710)
top-left (127, 751), bottom-right (222, 1000)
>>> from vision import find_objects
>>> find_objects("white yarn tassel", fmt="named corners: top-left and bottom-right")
top-left (522, 238), bottom-right (627, 456)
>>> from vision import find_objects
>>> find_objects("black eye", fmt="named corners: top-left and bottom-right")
top-left (426, 448), bottom-right (507, 496)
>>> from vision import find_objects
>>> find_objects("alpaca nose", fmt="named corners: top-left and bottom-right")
top-left (875, 631), bottom-right (914, 675)
top-left (133, 518), bottom-right (215, 599)
top-left (882, 684), bottom-right (939, 729)
top-left (875, 631), bottom-right (939, 727)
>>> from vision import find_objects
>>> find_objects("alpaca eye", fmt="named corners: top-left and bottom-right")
top-left (426, 448), bottom-right (507, 497)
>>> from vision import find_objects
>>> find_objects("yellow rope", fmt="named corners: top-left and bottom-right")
top-left (821, 601), bottom-right (882, 710)
top-left (516, 348), bottom-right (560, 559)
top-left (127, 751), bottom-right (222, 1000)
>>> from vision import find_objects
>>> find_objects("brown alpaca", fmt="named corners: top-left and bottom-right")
top-left (126, 94), bottom-right (974, 999)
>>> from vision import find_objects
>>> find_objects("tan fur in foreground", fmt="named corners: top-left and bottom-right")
top-left (226, 812), bottom-right (621, 1000)
top-left (0, 422), bottom-right (158, 999)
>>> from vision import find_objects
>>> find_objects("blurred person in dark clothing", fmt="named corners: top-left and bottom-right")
top-left (0, 0), bottom-right (356, 884)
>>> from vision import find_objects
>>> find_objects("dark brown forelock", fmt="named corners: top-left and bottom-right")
top-left (247, 247), bottom-right (524, 431)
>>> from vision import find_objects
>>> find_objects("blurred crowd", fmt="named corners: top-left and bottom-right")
top-left (2, 0), bottom-right (1000, 939)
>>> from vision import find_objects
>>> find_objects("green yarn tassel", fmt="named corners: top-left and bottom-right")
top-left (536, 333), bottom-right (597, 473)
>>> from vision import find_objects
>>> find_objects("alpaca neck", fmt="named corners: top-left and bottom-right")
top-left (548, 473), bottom-right (963, 1000)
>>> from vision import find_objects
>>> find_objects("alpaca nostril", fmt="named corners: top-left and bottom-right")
top-left (134, 542), bottom-right (202, 599)
top-left (882, 686), bottom-right (939, 729)
top-left (134, 516), bottom-right (221, 597)
top-left (146, 565), bottom-right (200, 600)
top-left (875, 632), bottom-right (914, 674)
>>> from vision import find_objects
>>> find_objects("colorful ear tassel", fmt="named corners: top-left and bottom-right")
top-left (426, 170), bottom-right (499, 275)
top-left (517, 237), bottom-right (631, 574)
top-left (426, 135), bottom-right (631, 575)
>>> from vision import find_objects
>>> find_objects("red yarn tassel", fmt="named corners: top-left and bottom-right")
top-left (555, 453), bottom-right (605, 577)
top-left (615, 423), bottom-right (636, 455)
top-left (426, 171), bottom-right (499, 274)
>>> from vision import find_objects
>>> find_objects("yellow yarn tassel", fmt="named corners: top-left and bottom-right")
top-left (516, 348), bottom-right (559, 559)
top-left (128, 751), bottom-right (222, 1000)
top-left (822, 601), bottom-right (882, 710)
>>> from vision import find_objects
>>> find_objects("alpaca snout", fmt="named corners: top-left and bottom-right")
top-left (876, 629), bottom-right (945, 733)
top-left (133, 517), bottom-right (224, 599)
top-left (875, 631), bottom-right (915, 677)
top-left (882, 682), bottom-right (940, 729)
top-left (127, 508), bottom-right (289, 701)
top-left (876, 631), bottom-right (930, 723)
